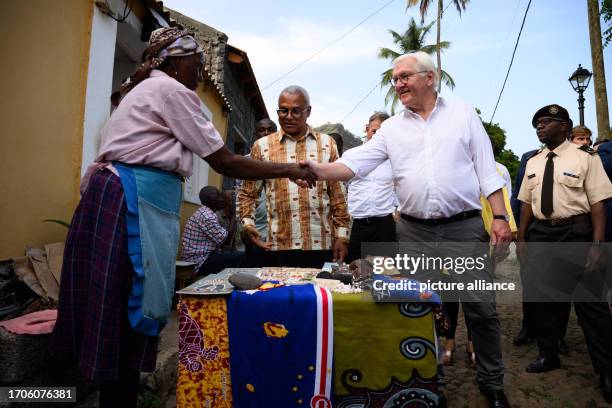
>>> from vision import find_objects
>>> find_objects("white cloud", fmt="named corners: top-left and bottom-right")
top-left (229, 16), bottom-right (390, 85)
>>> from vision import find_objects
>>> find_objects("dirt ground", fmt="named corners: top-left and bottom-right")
top-left (443, 256), bottom-right (612, 408)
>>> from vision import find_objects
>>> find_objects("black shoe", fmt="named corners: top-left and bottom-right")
top-left (479, 388), bottom-right (511, 408)
top-left (525, 356), bottom-right (560, 373)
top-left (512, 327), bottom-right (534, 346)
top-left (437, 393), bottom-right (447, 408)
top-left (558, 338), bottom-right (569, 355)
top-left (601, 374), bottom-right (612, 403)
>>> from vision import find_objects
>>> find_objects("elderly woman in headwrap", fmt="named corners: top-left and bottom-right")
top-left (51, 27), bottom-right (314, 408)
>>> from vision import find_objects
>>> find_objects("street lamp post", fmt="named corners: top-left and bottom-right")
top-left (568, 64), bottom-right (593, 127)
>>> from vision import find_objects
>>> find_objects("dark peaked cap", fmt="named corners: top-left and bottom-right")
top-left (532, 104), bottom-right (571, 127)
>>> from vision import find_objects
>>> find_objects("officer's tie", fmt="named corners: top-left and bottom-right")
top-left (541, 152), bottom-right (555, 217)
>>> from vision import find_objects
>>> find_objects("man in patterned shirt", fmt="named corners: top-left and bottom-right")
top-left (238, 86), bottom-right (350, 268)
top-left (181, 186), bottom-right (244, 275)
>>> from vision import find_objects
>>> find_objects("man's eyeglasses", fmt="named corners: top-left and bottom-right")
top-left (391, 70), bottom-right (428, 86)
top-left (277, 107), bottom-right (308, 118)
top-left (533, 118), bottom-right (564, 128)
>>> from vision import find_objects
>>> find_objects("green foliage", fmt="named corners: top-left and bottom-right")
top-left (603, 0), bottom-right (612, 47)
top-left (42, 219), bottom-right (71, 229)
top-left (477, 109), bottom-right (519, 182)
top-left (377, 17), bottom-right (454, 113)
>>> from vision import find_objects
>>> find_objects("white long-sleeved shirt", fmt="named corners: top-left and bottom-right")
top-left (347, 158), bottom-right (398, 218)
top-left (338, 96), bottom-right (504, 219)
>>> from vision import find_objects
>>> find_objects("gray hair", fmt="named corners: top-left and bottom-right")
top-left (393, 51), bottom-right (439, 90)
top-left (280, 85), bottom-right (310, 106)
top-left (368, 111), bottom-right (390, 124)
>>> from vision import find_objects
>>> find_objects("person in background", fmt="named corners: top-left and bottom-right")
top-left (239, 85), bottom-right (350, 268)
top-left (570, 125), bottom-right (593, 147)
top-left (50, 27), bottom-right (315, 408)
top-left (216, 190), bottom-right (239, 252)
top-left (182, 186), bottom-right (244, 275)
top-left (593, 138), bottom-right (610, 151)
top-left (346, 111), bottom-right (397, 263)
top-left (510, 148), bottom-right (538, 346)
top-left (512, 128), bottom-right (574, 354)
top-left (517, 104), bottom-right (612, 403)
top-left (240, 119), bottom-right (278, 266)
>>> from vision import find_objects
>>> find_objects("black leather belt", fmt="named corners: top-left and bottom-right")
top-left (353, 214), bottom-right (394, 224)
top-left (536, 213), bottom-right (590, 227)
top-left (401, 210), bottom-right (481, 226)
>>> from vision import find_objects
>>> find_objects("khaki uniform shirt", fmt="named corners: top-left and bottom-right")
top-left (518, 140), bottom-right (612, 220)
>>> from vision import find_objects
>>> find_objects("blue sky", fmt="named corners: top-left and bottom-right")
top-left (163, 0), bottom-right (611, 157)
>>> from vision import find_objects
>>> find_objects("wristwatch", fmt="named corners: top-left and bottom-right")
top-left (493, 214), bottom-right (510, 222)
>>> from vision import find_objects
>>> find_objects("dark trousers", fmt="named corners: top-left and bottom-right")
top-left (197, 251), bottom-right (245, 276)
top-left (526, 217), bottom-right (612, 375)
top-left (347, 214), bottom-right (397, 262)
top-left (264, 250), bottom-right (334, 268)
top-left (396, 216), bottom-right (504, 390)
top-left (244, 243), bottom-right (268, 268)
top-left (445, 302), bottom-right (472, 341)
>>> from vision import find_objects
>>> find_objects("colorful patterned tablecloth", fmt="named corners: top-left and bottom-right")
top-left (176, 288), bottom-right (438, 408)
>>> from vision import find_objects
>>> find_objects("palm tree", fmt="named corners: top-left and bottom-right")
top-left (378, 17), bottom-right (454, 113)
top-left (406, 0), bottom-right (469, 92)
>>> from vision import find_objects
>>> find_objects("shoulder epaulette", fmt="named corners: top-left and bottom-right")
top-left (578, 145), bottom-right (596, 155)
top-left (526, 149), bottom-right (543, 161)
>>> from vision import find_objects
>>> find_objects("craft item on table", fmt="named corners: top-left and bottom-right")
top-left (177, 268), bottom-right (261, 296)
top-left (228, 273), bottom-right (262, 290)
top-left (349, 259), bottom-right (374, 282)
top-left (333, 293), bottom-right (439, 407)
top-left (315, 271), bottom-right (333, 279)
top-left (313, 278), bottom-right (351, 292)
top-left (330, 263), bottom-right (352, 285)
top-left (227, 284), bottom-right (333, 408)
top-left (256, 267), bottom-right (319, 284)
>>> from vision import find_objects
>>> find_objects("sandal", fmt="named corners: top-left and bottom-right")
top-left (442, 349), bottom-right (455, 366)
top-left (466, 349), bottom-right (477, 369)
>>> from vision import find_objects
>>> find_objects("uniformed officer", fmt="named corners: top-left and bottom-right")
top-left (516, 104), bottom-right (612, 403)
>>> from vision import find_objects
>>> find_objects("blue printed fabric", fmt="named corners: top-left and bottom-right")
top-left (227, 284), bottom-right (325, 407)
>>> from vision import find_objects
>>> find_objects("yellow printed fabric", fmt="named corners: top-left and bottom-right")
top-left (176, 297), bottom-right (232, 408)
top-left (480, 185), bottom-right (517, 235)
top-left (333, 293), bottom-right (439, 406)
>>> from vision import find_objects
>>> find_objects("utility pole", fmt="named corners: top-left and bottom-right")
top-left (587, 0), bottom-right (610, 140)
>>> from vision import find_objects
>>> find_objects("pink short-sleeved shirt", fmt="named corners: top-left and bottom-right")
top-left (82, 70), bottom-right (224, 191)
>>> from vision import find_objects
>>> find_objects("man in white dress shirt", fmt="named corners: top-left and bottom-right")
top-left (346, 111), bottom-right (397, 262)
top-left (299, 52), bottom-right (512, 408)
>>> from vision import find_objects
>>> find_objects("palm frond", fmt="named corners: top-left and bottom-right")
top-left (440, 69), bottom-right (455, 89)
top-left (378, 47), bottom-right (400, 61)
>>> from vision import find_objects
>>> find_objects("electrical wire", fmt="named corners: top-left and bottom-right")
top-left (488, 0), bottom-right (532, 124)
top-left (261, 0), bottom-right (398, 91)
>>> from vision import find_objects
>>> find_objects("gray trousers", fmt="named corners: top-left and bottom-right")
top-left (396, 216), bottom-right (505, 390)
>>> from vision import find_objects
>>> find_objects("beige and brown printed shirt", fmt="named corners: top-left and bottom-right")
top-left (238, 128), bottom-right (350, 251)
top-left (518, 140), bottom-right (612, 220)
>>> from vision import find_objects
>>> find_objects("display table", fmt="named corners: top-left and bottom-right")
top-left (176, 270), bottom-right (439, 408)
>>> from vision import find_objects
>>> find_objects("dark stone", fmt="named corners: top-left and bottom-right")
top-left (229, 273), bottom-right (262, 290)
